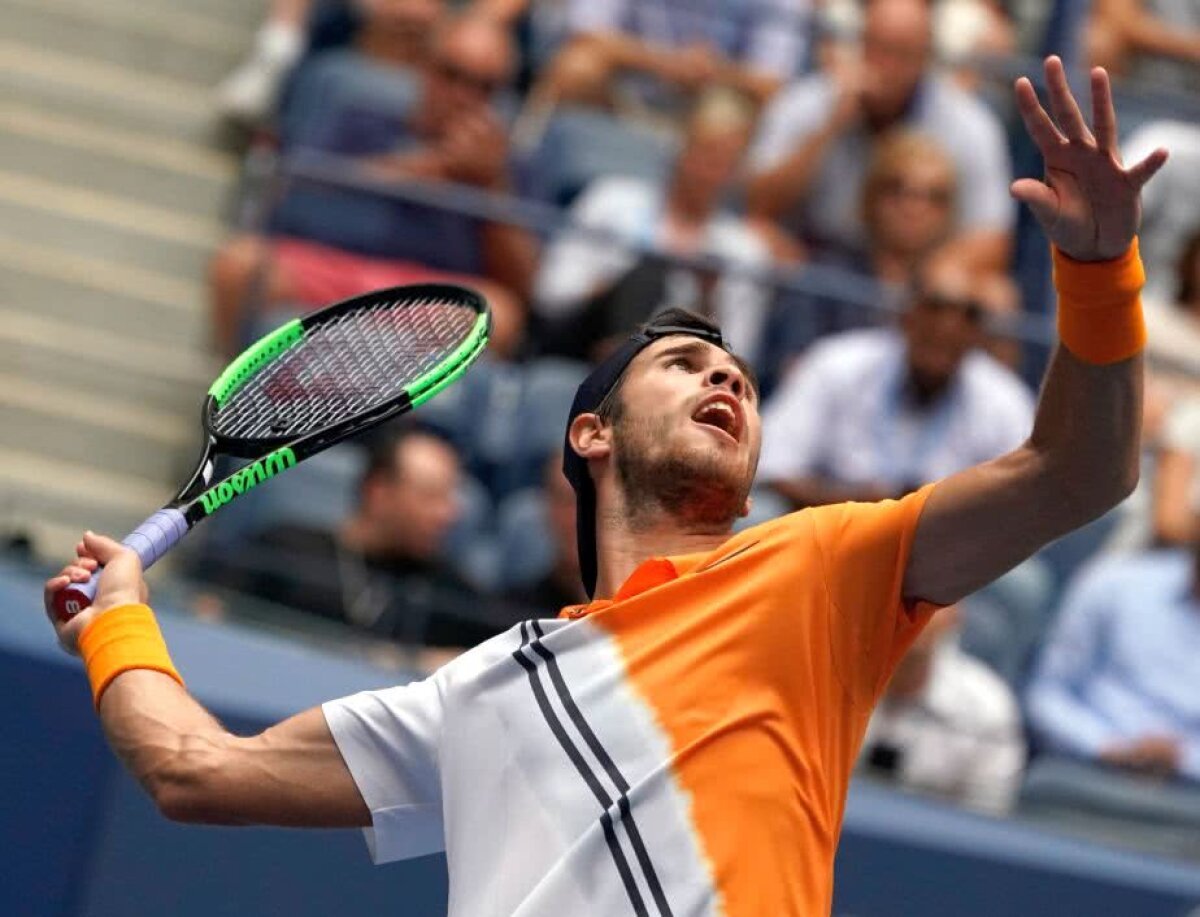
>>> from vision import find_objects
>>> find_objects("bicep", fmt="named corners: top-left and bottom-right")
top-left (904, 446), bottom-right (1066, 605)
top-left (215, 707), bottom-right (370, 828)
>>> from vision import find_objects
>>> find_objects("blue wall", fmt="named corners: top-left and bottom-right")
top-left (3, 559), bottom-right (1198, 917)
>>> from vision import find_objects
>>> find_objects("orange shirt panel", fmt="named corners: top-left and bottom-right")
top-left (564, 485), bottom-right (939, 916)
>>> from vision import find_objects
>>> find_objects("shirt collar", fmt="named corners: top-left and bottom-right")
top-left (560, 551), bottom-right (709, 618)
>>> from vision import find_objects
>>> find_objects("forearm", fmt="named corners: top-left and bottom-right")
top-left (97, 669), bottom-right (236, 820)
top-left (1109, 1), bottom-right (1200, 62)
top-left (746, 122), bottom-right (842, 220)
top-left (482, 220), bottom-right (538, 302)
top-left (1027, 680), bottom-right (1117, 759)
top-left (713, 60), bottom-right (781, 105)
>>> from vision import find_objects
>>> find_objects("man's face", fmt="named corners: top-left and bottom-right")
top-left (674, 123), bottom-right (749, 210)
top-left (869, 157), bottom-right (955, 256)
top-left (604, 337), bottom-right (761, 527)
top-left (423, 24), bottom-right (511, 129)
top-left (370, 435), bottom-right (462, 561)
top-left (861, 0), bottom-right (932, 121)
top-left (903, 265), bottom-right (984, 393)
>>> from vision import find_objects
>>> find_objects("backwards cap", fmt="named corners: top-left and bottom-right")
top-left (561, 310), bottom-right (730, 599)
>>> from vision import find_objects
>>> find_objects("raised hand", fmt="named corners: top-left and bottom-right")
top-left (1011, 56), bottom-right (1168, 262)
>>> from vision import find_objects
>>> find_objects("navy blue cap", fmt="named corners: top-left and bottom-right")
top-left (561, 310), bottom-right (730, 599)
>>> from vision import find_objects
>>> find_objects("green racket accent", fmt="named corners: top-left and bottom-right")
top-left (407, 312), bottom-right (490, 408)
top-left (196, 446), bottom-right (297, 515)
top-left (209, 319), bottom-right (304, 406)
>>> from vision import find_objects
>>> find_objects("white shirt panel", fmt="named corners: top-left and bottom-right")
top-left (757, 329), bottom-right (1034, 488)
top-left (324, 618), bottom-right (719, 917)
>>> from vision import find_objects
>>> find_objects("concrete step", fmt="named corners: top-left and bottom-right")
top-left (0, 309), bottom-right (215, 415)
top-left (0, 40), bottom-right (221, 147)
top-left (0, 177), bottom-right (218, 280)
top-left (0, 373), bottom-right (196, 484)
top-left (0, 0), bottom-right (251, 88)
top-left (0, 446), bottom-right (171, 560)
top-left (0, 112), bottom-right (231, 222)
top-left (136, 0), bottom-right (269, 31)
top-left (0, 236), bottom-right (208, 348)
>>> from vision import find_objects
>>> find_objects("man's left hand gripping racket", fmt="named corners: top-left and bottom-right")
top-left (52, 283), bottom-right (489, 621)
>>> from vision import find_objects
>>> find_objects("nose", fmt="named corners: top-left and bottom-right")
top-left (707, 362), bottom-right (745, 399)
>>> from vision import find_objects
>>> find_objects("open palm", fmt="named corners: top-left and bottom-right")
top-left (1012, 56), bottom-right (1168, 262)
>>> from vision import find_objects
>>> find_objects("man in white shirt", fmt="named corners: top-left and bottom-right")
top-left (746, 0), bottom-right (1014, 271)
top-left (759, 257), bottom-right (1034, 507)
top-left (860, 605), bottom-right (1026, 815)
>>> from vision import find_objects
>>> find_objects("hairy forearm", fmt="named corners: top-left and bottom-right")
top-left (97, 669), bottom-right (234, 819)
top-left (1028, 344), bottom-right (1142, 517)
top-left (746, 122), bottom-right (842, 220)
top-left (1110, 1), bottom-right (1200, 61)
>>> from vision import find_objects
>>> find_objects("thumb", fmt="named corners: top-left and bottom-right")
top-left (1010, 178), bottom-right (1059, 227)
top-left (82, 531), bottom-right (132, 566)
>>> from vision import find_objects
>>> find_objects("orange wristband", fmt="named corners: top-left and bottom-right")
top-left (1053, 238), bottom-right (1146, 365)
top-left (79, 604), bottom-right (184, 710)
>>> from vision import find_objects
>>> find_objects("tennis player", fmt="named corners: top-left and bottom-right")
top-left (45, 58), bottom-right (1166, 916)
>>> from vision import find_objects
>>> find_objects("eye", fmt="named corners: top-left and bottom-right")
top-left (668, 356), bottom-right (694, 370)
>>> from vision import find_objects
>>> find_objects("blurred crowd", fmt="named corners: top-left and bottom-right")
top-left (188, 0), bottom-right (1200, 849)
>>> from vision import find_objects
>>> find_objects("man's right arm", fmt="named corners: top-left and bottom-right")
top-left (45, 534), bottom-right (369, 829)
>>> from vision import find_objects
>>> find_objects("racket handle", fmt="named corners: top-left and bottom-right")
top-left (52, 509), bottom-right (189, 621)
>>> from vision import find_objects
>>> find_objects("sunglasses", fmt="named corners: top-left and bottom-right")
top-left (916, 292), bottom-right (986, 325)
top-left (435, 60), bottom-right (504, 96)
top-left (878, 177), bottom-right (953, 207)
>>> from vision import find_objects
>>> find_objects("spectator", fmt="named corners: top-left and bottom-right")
top-left (1124, 121), bottom-right (1200, 304)
top-left (210, 14), bottom-right (536, 357)
top-left (758, 255), bottom-right (1034, 507)
top-left (758, 129), bottom-right (961, 379)
top-left (1145, 228), bottom-right (1200, 395)
top-left (859, 605), bottom-right (1026, 815)
top-left (746, 0), bottom-right (1013, 271)
top-left (528, 0), bottom-right (810, 119)
top-left (219, 0), bottom-right (313, 124)
top-left (533, 87), bottom-right (773, 364)
top-left (1153, 397), bottom-right (1200, 546)
top-left (207, 429), bottom-right (502, 648)
top-left (1087, 0), bottom-right (1200, 94)
top-left (1027, 539), bottom-right (1200, 784)
top-left (503, 455), bottom-right (588, 616)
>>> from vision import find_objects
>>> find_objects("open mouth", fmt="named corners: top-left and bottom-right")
top-left (691, 396), bottom-right (742, 443)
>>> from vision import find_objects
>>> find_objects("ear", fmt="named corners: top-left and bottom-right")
top-left (568, 412), bottom-right (612, 462)
top-left (738, 494), bottom-right (752, 519)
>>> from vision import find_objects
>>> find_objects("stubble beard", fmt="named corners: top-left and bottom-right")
top-left (612, 411), bottom-right (751, 532)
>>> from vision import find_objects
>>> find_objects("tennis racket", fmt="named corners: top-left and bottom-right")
top-left (52, 283), bottom-right (489, 621)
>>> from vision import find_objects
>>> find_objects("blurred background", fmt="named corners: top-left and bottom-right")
top-left (2, 0), bottom-right (1200, 914)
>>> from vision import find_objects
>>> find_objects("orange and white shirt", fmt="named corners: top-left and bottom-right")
top-left (323, 486), bottom-right (940, 916)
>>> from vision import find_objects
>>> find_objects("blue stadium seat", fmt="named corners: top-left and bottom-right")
top-left (520, 106), bottom-right (676, 206)
top-left (495, 487), bottom-right (556, 590)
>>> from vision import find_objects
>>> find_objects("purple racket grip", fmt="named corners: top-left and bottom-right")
top-left (52, 509), bottom-right (188, 621)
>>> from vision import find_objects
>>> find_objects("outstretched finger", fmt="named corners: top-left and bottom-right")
top-left (1125, 147), bottom-right (1169, 189)
top-left (1044, 56), bottom-right (1090, 143)
top-left (1090, 67), bottom-right (1117, 153)
top-left (1015, 76), bottom-right (1066, 153)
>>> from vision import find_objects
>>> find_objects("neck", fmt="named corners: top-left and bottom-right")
top-left (665, 181), bottom-right (715, 225)
top-left (871, 248), bottom-right (919, 284)
top-left (340, 515), bottom-right (389, 558)
top-left (905, 366), bottom-right (950, 406)
top-left (592, 500), bottom-right (731, 599)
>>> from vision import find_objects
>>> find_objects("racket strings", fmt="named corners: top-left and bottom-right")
top-left (209, 297), bottom-right (478, 441)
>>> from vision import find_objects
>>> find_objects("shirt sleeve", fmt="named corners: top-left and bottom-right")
top-left (566, 0), bottom-right (627, 35)
top-left (323, 674), bottom-right (447, 863)
top-left (533, 179), bottom-right (641, 316)
top-left (742, 0), bottom-right (809, 79)
top-left (952, 106), bottom-right (1015, 234)
top-left (1025, 563), bottom-right (1120, 759)
top-left (810, 485), bottom-right (943, 707)
top-left (748, 78), bottom-right (834, 173)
